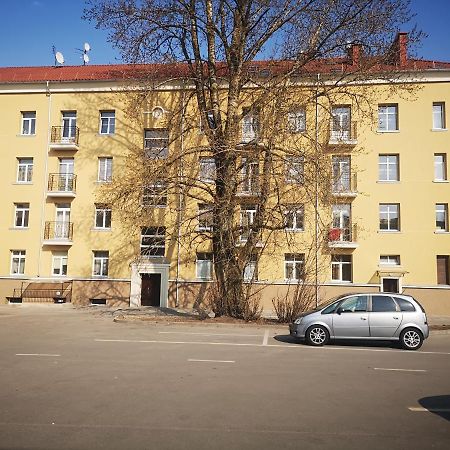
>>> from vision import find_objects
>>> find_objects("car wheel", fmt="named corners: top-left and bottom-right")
top-left (400, 328), bottom-right (423, 350)
top-left (305, 325), bottom-right (329, 346)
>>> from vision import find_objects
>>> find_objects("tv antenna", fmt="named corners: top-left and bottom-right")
top-left (76, 42), bottom-right (91, 65)
top-left (52, 46), bottom-right (65, 66)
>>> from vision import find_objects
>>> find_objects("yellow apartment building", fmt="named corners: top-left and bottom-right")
top-left (0, 34), bottom-right (449, 315)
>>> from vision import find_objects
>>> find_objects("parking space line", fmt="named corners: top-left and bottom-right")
top-left (374, 368), bottom-right (427, 372)
top-left (16, 353), bottom-right (60, 357)
top-left (159, 332), bottom-right (261, 337)
top-left (262, 330), bottom-right (269, 346)
top-left (408, 407), bottom-right (450, 412)
top-left (188, 359), bottom-right (235, 363)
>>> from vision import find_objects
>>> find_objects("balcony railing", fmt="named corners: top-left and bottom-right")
top-left (237, 175), bottom-right (260, 196)
top-left (44, 221), bottom-right (73, 243)
top-left (332, 172), bottom-right (357, 196)
top-left (47, 173), bottom-right (77, 195)
top-left (328, 224), bottom-right (358, 248)
top-left (50, 126), bottom-right (80, 148)
top-left (328, 121), bottom-right (357, 145)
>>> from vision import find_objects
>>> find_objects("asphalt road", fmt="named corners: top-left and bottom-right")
top-left (0, 305), bottom-right (449, 450)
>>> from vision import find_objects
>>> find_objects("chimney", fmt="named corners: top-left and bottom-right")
top-left (391, 32), bottom-right (408, 67)
top-left (348, 43), bottom-right (363, 66)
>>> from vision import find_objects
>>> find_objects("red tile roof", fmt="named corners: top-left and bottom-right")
top-left (0, 58), bottom-right (449, 84)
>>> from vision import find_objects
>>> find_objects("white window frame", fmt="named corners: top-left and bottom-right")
top-left (52, 252), bottom-right (68, 276)
top-left (331, 255), bottom-right (352, 282)
top-left (285, 156), bottom-right (304, 183)
top-left (379, 203), bottom-right (400, 231)
top-left (378, 154), bottom-right (399, 182)
top-left (284, 253), bottom-right (304, 281)
top-left (243, 255), bottom-right (258, 282)
top-left (285, 205), bottom-right (304, 231)
top-left (378, 104), bottom-right (398, 132)
top-left (14, 203), bottom-right (30, 228)
top-left (93, 251), bottom-right (109, 277)
top-left (21, 112), bottom-right (36, 135)
top-left (94, 205), bottom-right (112, 229)
top-left (434, 154), bottom-right (447, 181)
top-left (436, 203), bottom-right (449, 232)
top-left (432, 102), bottom-right (446, 130)
top-left (99, 111), bottom-right (115, 135)
top-left (196, 252), bottom-right (213, 280)
top-left (242, 108), bottom-right (259, 143)
top-left (98, 157), bottom-right (113, 182)
top-left (17, 158), bottom-right (33, 183)
top-left (140, 227), bottom-right (165, 257)
top-left (379, 255), bottom-right (401, 266)
top-left (199, 157), bottom-right (216, 183)
top-left (10, 250), bottom-right (26, 275)
top-left (143, 182), bottom-right (167, 207)
top-left (288, 108), bottom-right (306, 133)
top-left (240, 205), bottom-right (257, 241)
top-left (198, 203), bottom-right (213, 231)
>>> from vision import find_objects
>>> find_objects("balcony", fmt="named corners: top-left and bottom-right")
top-left (237, 175), bottom-right (260, 197)
top-left (332, 173), bottom-right (357, 198)
top-left (49, 126), bottom-right (80, 151)
top-left (328, 224), bottom-right (358, 249)
top-left (43, 221), bottom-right (73, 246)
top-left (328, 121), bottom-right (357, 146)
top-left (47, 173), bottom-right (77, 198)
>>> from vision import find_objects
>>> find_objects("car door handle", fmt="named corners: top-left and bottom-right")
top-left (393, 317), bottom-right (399, 320)
top-left (360, 317), bottom-right (367, 320)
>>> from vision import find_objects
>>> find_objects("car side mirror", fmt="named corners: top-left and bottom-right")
top-left (336, 308), bottom-right (342, 315)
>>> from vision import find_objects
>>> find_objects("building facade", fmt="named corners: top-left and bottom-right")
top-left (1, 36), bottom-right (449, 315)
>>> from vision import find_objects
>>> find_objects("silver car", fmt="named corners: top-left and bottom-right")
top-left (289, 293), bottom-right (429, 350)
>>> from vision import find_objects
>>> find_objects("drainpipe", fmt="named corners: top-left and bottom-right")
top-left (314, 73), bottom-right (320, 308)
top-left (37, 81), bottom-right (52, 278)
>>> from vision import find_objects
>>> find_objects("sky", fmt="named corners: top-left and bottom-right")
top-left (0, 0), bottom-right (449, 67)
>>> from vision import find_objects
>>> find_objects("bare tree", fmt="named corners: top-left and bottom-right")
top-left (84, 0), bottom-right (421, 319)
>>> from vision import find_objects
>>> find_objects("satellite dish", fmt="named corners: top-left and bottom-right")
top-left (84, 42), bottom-right (91, 52)
top-left (55, 52), bottom-right (65, 65)
top-left (83, 53), bottom-right (90, 64)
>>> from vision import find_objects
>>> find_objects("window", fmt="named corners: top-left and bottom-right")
top-left (437, 255), bottom-right (449, 285)
top-left (379, 204), bottom-right (400, 231)
top-left (371, 295), bottom-right (397, 312)
top-left (285, 205), bottom-right (304, 231)
top-left (285, 254), bottom-right (304, 281)
top-left (52, 252), bottom-right (68, 276)
top-left (285, 157), bottom-right (304, 183)
top-left (434, 154), bottom-right (447, 181)
top-left (62, 111), bottom-right (77, 140)
top-left (17, 158), bottom-right (33, 183)
top-left (140, 227), bottom-right (165, 257)
top-left (393, 297), bottom-right (416, 312)
top-left (243, 254), bottom-right (258, 281)
top-left (242, 108), bottom-right (259, 142)
top-left (143, 183), bottom-right (167, 207)
top-left (196, 252), bottom-right (213, 279)
top-left (11, 250), bottom-right (26, 275)
top-left (331, 255), bottom-right (352, 282)
top-left (378, 104), bottom-right (398, 131)
top-left (241, 158), bottom-right (259, 194)
top-left (436, 203), bottom-right (448, 231)
top-left (98, 157), bottom-right (113, 182)
top-left (240, 205), bottom-right (257, 241)
top-left (433, 102), bottom-right (446, 130)
top-left (99, 111), bottom-right (115, 134)
top-left (198, 203), bottom-right (213, 231)
top-left (378, 154), bottom-right (399, 181)
top-left (93, 251), bottom-right (109, 277)
top-left (144, 129), bottom-right (169, 158)
top-left (199, 157), bottom-right (216, 183)
top-left (288, 108), bottom-right (306, 132)
top-left (21, 112), bottom-right (36, 135)
top-left (331, 106), bottom-right (351, 140)
top-left (200, 112), bottom-right (216, 132)
top-left (94, 204), bottom-right (112, 229)
top-left (379, 255), bottom-right (401, 266)
top-left (332, 155), bottom-right (351, 192)
top-left (338, 295), bottom-right (368, 313)
top-left (14, 203), bottom-right (29, 228)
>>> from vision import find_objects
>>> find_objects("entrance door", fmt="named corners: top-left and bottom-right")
top-left (332, 204), bottom-right (351, 241)
top-left (55, 204), bottom-right (71, 238)
top-left (382, 278), bottom-right (400, 293)
top-left (58, 158), bottom-right (74, 192)
top-left (62, 112), bottom-right (77, 142)
top-left (331, 106), bottom-right (351, 140)
top-left (141, 273), bottom-right (161, 306)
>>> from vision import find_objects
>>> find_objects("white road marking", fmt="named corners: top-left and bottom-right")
top-left (262, 330), bottom-right (269, 346)
top-left (15, 353), bottom-right (60, 357)
top-left (94, 339), bottom-right (450, 355)
top-left (188, 359), bottom-right (235, 363)
top-left (408, 407), bottom-right (450, 412)
top-left (374, 368), bottom-right (427, 372)
top-left (159, 331), bottom-right (261, 337)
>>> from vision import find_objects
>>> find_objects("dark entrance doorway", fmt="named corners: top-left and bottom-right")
top-left (141, 273), bottom-right (161, 306)
top-left (382, 278), bottom-right (399, 293)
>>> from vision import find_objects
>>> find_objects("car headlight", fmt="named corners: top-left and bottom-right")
top-left (294, 317), bottom-right (303, 325)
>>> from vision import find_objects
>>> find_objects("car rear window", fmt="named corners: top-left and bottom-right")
top-left (393, 296), bottom-right (416, 312)
top-left (371, 295), bottom-right (397, 312)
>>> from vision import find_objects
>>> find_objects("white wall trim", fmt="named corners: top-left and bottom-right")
top-left (130, 261), bottom-right (170, 307)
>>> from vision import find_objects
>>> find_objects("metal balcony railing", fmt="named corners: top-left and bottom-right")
top-left (328, 224), bottom-right (358, 243)
top-left (48, 173), bottom-right (77, 193)
top-left (328, 121), bottom-right (357, 144)
top-left (50, 126), bottom-right (80, 145)
top-left (332, 172), bottom-right (357, 194)
top-left (44, 221), bottom-right (73, 241)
